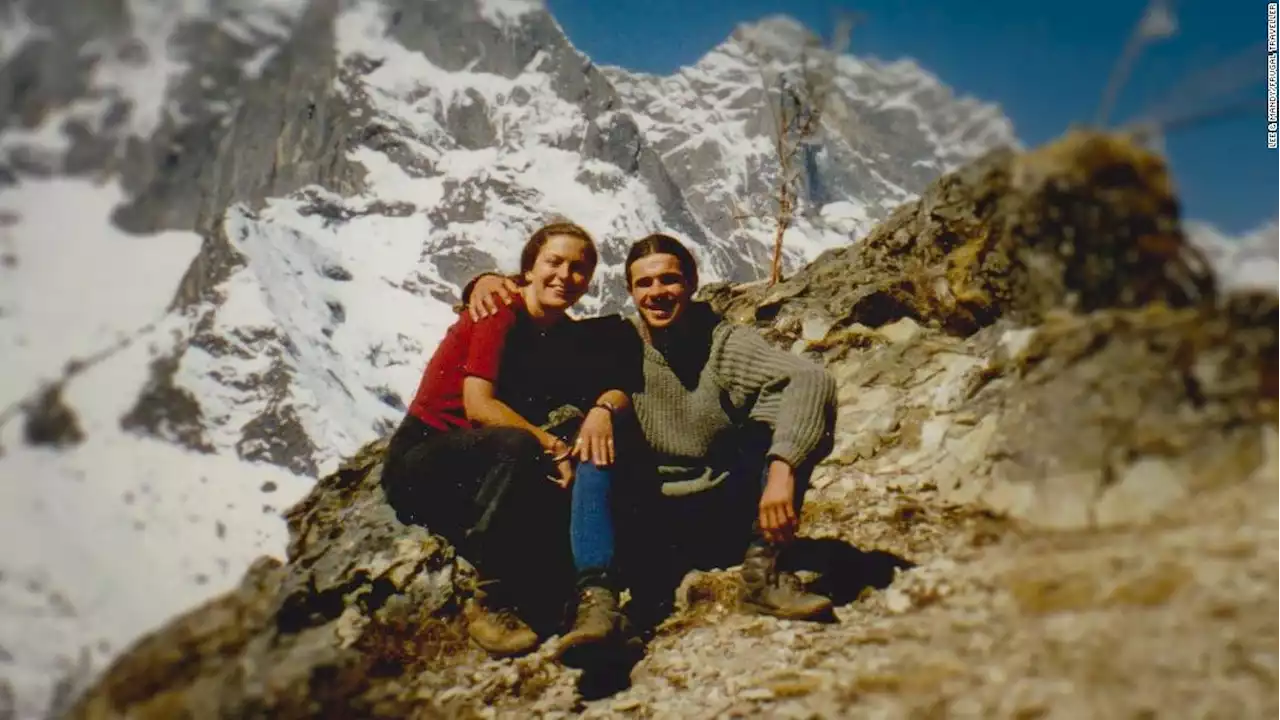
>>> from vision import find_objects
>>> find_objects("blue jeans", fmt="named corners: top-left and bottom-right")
top-left (570, 461), bottom-right (615, 580)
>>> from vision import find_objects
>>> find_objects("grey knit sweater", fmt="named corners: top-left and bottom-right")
top-left (630, 309), bottom-right (837, 496)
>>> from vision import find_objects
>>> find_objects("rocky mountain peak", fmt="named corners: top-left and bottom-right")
top-left (728, 14), bottom-right (821, 59)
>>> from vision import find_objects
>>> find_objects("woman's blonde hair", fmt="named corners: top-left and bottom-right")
top-left (519, 221), bottom-right (598, 276)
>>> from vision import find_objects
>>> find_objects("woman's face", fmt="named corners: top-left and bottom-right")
top-left (525, 234), bottom-right (595, 312)
top-left (628, 253), bottom-right (691, 329)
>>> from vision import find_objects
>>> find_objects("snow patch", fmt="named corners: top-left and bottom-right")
top-left (84, 0), bottom-right (311, 137)
top-left (475, 0), bottom-right (545, 29)
top-left (171, 196), bottom-right (461, 475)
top-left (88, 0), bottom-right (203, 139)
top-left (336, 0), bottom-right (532, 118)
top-left (0, 4), bottom-right (45, 64)
top-left (1226, 259), bottom-right (1278, 292)
top-left (820, 200), bottom-right (871, 235)
top-left (0, 174), bottom-right (298, 719)
top-left (0, 392), bottom-right (310, 720)
top-left (1185, 219), bottom-right (1279, 293)
top-left (0, 177), bottom-right (202, 412)
top-left (734, 14), bottom-right (813, 53)
top-left (349, 147), bottom-right (447, 206)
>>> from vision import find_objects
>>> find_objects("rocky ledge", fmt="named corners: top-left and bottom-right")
top-left (68, 131), bottom-right (1278, 719)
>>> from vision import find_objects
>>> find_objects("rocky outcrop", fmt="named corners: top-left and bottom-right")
top-left (704, 131), bottom-right (1215, 336)
top-left (20, 382), bottom-right (85, 448)
top-left (796, 297), bottom-right (1275, 531)
top-left (705, 129), bottom-right (1275, 531)
top-left (65, 131), bottom-right (1277, 718)
top-left (69, 440), bottom-right (478, 719)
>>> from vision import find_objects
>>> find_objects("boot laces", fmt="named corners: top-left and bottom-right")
top-left (491, 607), bottom-right (528, 632)
top-left (575, 587), bottom-right (615, 620)
top-left (776, 571), bottom-right (811, 596)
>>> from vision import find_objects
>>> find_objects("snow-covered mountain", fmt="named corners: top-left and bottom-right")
top-left (1184, 219), bottom-right (1279, 294)
top-left (0, 0), bottom-right (1266, 717)
top-left (602, 16), bottom-right (1019, 261)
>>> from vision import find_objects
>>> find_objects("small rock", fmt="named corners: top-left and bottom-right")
top-left (22, 384), bottom-right (85, 448)
top-left (878, 317), bottom-right (922, 344)
top-left (998, 327), bottom-right (1037, 360)
top-left (1093, 457), bottom-right (1190, 528)
top-left (801, 314), bottom-right (834, 342)
top-left (810, 469), bottom-right (836, 490)
top-left (321, 264), bottom-right (353, 281)
top-left (884, 588), bottom-right (913, 614)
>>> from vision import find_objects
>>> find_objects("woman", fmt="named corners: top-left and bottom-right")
top-left (466, 233), bottom-right (837, 629)
top-left (381, 222), bottom-right (637, 661)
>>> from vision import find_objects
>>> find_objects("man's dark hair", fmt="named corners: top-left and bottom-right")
top-left (624, 233), bottom-right (699, 291)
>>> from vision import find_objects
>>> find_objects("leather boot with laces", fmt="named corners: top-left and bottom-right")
top-left (556, 582), bottom-right (625, 666)
top-left (462, 589), bottom-right (539, 657)
top-left (740, 541), bottom-right (834, 621)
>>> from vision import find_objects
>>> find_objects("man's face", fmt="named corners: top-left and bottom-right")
top-left (628, 253), bottom-right (691, 330)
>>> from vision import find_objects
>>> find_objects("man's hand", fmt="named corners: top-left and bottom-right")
top-left (468, 274), bottom-right (521, 322)
top-left (758, 459), bottom-right (798, 544)
top-left (573, 406), bottom-right (615, 467)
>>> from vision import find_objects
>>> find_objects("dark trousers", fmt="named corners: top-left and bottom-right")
top-left (618, 423), bottom-right (821, 631)
top-left (381, 415), bottom-right (575, 631)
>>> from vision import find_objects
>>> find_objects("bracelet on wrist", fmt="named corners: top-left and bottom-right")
top-left (590, 401), bottom-right (616, 416)
top-left (545, 440), bottom-right (571, 462)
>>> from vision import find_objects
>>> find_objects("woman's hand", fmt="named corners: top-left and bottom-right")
top-left (574, 406), bottom-right (615, 467)
top-left (542, 436), bottom-right (575, 488)
top-left (758, 460), bottom-right (798, 544)
top-left (468, 274), bottom-right (521, 322)
top-left (551, 457), bottom-right (575, 488)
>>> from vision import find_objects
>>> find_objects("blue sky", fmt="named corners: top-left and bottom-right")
top-left (547, 0), bottom-right (1277, 235)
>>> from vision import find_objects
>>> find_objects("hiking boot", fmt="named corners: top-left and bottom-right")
top-left (556, 585), bottom-right (624, 666)
top-left (740, 541), bottom-right (834, 621)
top-left (462, 592), bottom-right (539, 657)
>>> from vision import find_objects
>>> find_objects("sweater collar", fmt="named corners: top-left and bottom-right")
top-left (635, 301), bottom-right (721, 369)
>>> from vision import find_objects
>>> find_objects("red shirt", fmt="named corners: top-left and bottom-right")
top-left (407, 300), bottom-right (520, 432)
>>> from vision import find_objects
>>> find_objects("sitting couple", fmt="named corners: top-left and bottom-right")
top-left (380, 222), bottom-right (838, 664)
